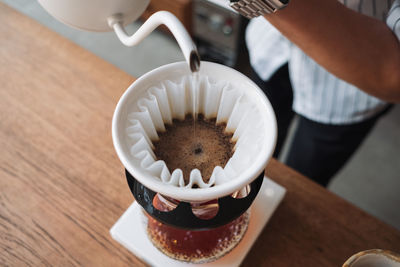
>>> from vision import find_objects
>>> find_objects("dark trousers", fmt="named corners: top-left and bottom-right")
top-left (252, 64), bottom-right (390, 187)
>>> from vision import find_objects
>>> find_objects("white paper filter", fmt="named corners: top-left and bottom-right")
top-left (113, 61), bottom-right (276, 201)
top-left (126, 76), bottom-right (264, 189)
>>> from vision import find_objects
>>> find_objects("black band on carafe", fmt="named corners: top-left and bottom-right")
top-left (125, 169), bottom-right (264, 230)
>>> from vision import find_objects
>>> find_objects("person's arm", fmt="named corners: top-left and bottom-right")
top-left (264, 0), bottom-right (400, 102)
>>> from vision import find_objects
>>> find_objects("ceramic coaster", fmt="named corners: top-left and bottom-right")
top-left (110, 177), bottom-right (286, 267)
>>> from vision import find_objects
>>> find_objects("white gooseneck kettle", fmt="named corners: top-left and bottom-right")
top-left (38, 0), bottom-right (200, 72)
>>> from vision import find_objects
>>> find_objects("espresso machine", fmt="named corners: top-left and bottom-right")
top-left (38, 0), bottom-right (286, 265)
top-left (192, 0), bottom-right (245, 67)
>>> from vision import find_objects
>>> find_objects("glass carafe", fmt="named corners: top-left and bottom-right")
top-left (144, 194), bottom-right (250, 263)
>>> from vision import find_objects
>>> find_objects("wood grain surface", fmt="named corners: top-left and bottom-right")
top-left (0, 3), bottom-right (399, 267)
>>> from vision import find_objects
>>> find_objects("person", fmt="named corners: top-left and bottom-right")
top-left (245, 0), bottom-right (400, 186)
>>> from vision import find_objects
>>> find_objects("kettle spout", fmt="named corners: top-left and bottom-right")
top-left (190, 50), bottom-right (200, 73)
top-left (108, 11), bottom-right (201, 72)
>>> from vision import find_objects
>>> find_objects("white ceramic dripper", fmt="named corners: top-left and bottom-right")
top-left (112, 61), bottom-right (277, 202)
top-left (38, 0), bottom-right (200, 72)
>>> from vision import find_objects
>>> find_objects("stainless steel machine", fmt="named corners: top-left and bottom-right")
top-left (192, 0), bottom-right (246, 67)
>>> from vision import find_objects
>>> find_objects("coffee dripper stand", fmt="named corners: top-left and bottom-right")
top-left (38, 0), bottom-right (286, 265)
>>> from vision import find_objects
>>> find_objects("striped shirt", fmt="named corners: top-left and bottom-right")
top-left (246, 0), bottom-right (400, 124)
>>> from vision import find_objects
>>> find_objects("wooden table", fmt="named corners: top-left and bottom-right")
top-left (1, 3), bottom-right (399, 266)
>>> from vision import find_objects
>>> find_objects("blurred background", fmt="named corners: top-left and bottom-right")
top-left (2, 0), bottom-right (399, 230)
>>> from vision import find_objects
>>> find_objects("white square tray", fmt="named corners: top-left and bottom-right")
top-left (110, 177), bottom-right (286, 267)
